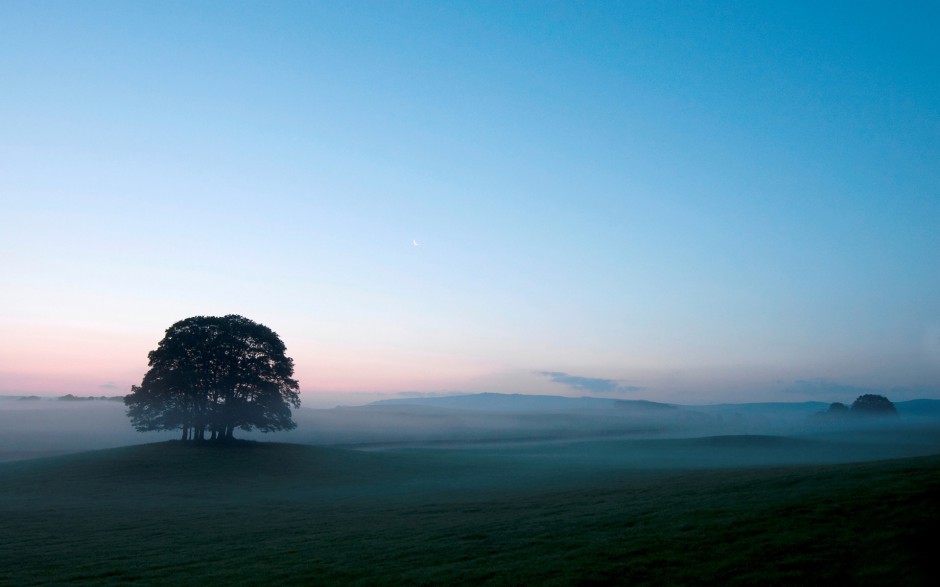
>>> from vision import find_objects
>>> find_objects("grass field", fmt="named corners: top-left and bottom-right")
top-left (2, 437), bottom-right (939, 585)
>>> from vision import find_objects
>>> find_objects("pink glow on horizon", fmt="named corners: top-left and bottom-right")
top-left (0, 326), bottom-right (501, 398)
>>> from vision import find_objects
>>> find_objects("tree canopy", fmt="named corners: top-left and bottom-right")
top-left (826, 402), bottom-right (850, 414)
top-left (125, 315), bottom-right (300, 441)
top-left (850, 394), bottom-right (897, 416)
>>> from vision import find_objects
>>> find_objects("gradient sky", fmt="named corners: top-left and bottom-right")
top-left (2, 1), bottom-right (938, 406)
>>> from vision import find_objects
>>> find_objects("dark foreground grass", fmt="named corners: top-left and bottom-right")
top-left (1, 440), bottom-right (938, 585)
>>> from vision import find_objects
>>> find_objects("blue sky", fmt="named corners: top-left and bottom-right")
top-left (1, 1), bottom-right (938, 406)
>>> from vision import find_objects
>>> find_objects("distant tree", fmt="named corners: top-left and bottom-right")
top-left (827, 402), bottom-right (850, 414)
top-left (125, 315), bottom-right (300, 441)
top-left (850, 394), bottom-right (897, 416)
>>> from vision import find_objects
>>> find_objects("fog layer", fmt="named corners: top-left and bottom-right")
top-left (3, 394), bottom-right (939, 467)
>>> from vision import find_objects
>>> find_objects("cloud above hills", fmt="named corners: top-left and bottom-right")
top-left (538, 371), bottom-right (643, 395)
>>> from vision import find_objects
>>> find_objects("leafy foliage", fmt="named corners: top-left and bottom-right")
top-left (850, 394), bottom-right (897, 415)
top-left (826, 402), bottom-right (849, 414)
top-left (124, 315), bottom-right (300, 440)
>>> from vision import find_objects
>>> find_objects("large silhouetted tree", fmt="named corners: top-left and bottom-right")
top-left (125, 315), bottom-right (300, 441)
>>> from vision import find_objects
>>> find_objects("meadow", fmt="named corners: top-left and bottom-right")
top-left (2, 430), bottom-right (939, 585)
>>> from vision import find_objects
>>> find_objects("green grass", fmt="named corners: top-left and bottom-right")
top-left (1, 440), bottom-right (939, 585)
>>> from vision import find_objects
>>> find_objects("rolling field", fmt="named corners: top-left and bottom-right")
top-left (2, 438), bottom-right (939, 585)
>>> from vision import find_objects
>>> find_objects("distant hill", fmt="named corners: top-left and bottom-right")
top-left (370, 393), bottom-right (940, 417)
top-left (369, 393), bottom-right (855, 414)
top-left (896, 399), bottom-right (940, 417)
top-left (370, 393), bottom-right (677, 412)
top-left (58, 394), bottom-right (125, 402)
top-left (684, 401), bottom-right (830, 414)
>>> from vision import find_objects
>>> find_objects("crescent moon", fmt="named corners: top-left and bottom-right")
top-left (412, 239), bottom-right (419, 246)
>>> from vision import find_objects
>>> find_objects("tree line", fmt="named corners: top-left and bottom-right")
top-left (823, 394), bottom-right (897, 417)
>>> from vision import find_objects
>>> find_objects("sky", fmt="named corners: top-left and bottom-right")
top-left (1, 1), bottom-right (938, 407)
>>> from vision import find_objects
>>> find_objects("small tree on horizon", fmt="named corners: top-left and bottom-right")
top-left (124, 315), bottom-right (300, 441)
top-left (826, 402), bottom-right (850, 415)
top-left (850, 394), bottom-right (897, 416)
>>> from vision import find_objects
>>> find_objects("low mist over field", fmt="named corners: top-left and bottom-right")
top-left (4, 393), bottom-right (940, 467)
top-left (3, 393), bottom-right (940, 585)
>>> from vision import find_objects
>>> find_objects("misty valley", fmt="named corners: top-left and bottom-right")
top-left (2, 393), bottom-right (939, 585)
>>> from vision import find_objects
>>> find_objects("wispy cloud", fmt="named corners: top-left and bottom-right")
top-left (99, 382), bottom-right (118, 390)
top-left (538, 371), bottom-right (643, 394)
